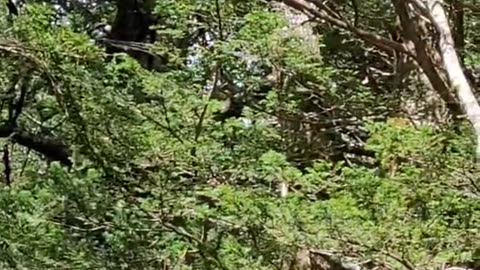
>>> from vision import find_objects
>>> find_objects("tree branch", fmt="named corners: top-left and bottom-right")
top-left (0, 124), bottom-right (71, 167)
top-left (281, 0), bottom-right (412, 56)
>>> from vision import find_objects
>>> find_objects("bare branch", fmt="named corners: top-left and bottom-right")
top-left (281, 0), bottom-right (412, 55)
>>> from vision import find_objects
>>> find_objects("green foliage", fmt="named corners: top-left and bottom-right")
top-left (0, 1), bottom-right (478, 269)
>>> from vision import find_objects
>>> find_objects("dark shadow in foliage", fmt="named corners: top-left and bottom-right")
top-left (0, 124), bottom-right (72, 167)
top-left (6, 0), bottom-right (18, 16)
top-left (104, 0), bottom-right (164, 71)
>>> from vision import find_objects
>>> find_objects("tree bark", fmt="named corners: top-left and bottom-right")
top-left (425, 0), bottom-right (480, 161)
top-left (279, 0), bottom-right (480, 162)
top-left (107, 0), bottom-right (161, 70)
top-left (0, 124), bottom-right (72, 167)
top-left (451, 0), bottom-right (465, 62)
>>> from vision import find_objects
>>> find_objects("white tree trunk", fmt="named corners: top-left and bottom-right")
top-left (425, 0), bottom-right (480, 161)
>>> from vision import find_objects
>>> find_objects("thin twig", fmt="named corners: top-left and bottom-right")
top-left (334, 236), bottom-right (417, 270)
top-left (11, 74), bottom-right (30, 124)
top-left (215, 0), bottom-right (224, 40)
top-left (194, 65), bottom-right (221, 143)
top-left (19, 148), bottom-right (31, 177)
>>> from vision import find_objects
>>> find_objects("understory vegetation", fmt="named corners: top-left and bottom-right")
top-left (0, 0), bottom-right (478, 269)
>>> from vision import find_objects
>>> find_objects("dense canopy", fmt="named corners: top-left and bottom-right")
top-left (0, 0), bottom-right (478, 269)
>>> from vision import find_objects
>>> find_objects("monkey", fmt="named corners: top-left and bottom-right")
top-left (213, 93), bottom-right (245, 122)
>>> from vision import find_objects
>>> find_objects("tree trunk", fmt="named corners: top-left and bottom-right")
top-left (279, 0), bottom-right (480, 163)
top-left (451, 0), bottom-right (465, 62)
top-left (107, 0), bottom-right (162, 70)
top-left (425, 0), bottom-right (480, 161)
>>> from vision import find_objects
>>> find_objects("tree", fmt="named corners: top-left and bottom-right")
top-left (0, 1), bottom-right (478, 269)
top-left (281, 0), bottom-right (480, 162)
